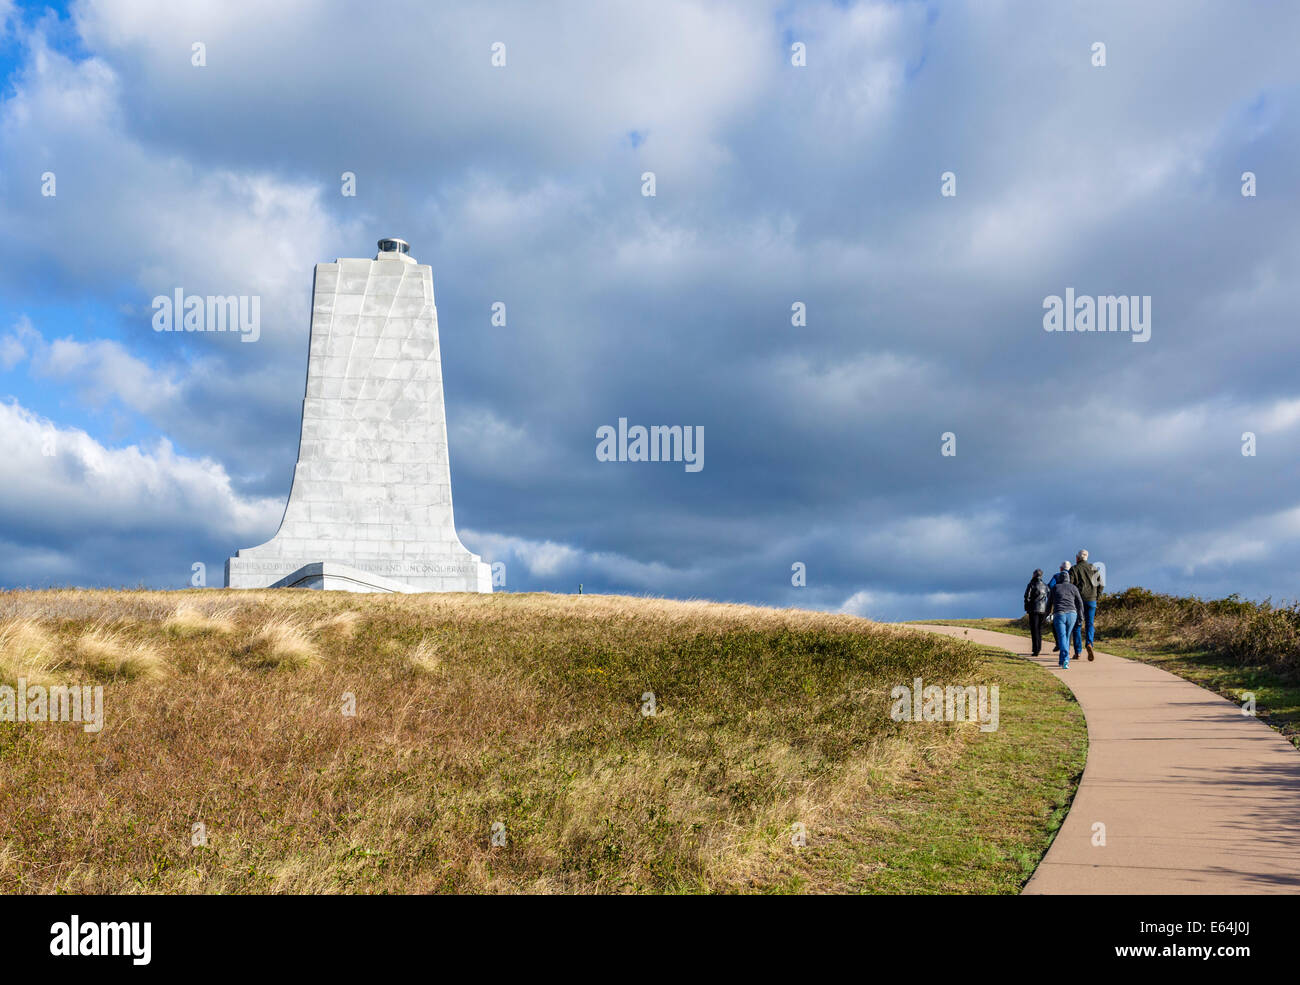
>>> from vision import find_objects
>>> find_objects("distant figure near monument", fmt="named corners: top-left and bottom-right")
top-left (226, 238), bottom-right (491, 593)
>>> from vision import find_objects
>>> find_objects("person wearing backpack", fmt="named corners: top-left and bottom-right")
top-left (1045, 562), bottom-right (1071, 653)
top-left (1047, 572), bottom-right (1086, 669)
top-left (1023, 569), bottom-right (1049, 656)
top-left (1069, 548), bottom-right (1104, 661)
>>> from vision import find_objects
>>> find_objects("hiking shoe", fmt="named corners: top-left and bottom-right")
top-left (1086, 643), bottom-right (1095, 661)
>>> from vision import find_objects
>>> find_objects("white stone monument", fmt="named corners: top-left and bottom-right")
top-left (226, 238), bottom-right (491, 593)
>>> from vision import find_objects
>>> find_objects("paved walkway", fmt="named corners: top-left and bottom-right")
top-left (911, 624), bottom-right (1300, 894)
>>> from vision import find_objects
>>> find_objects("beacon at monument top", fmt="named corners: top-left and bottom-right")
top-left (376, 237), bottom-right (415, 263)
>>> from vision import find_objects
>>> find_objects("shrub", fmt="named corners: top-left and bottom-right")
top-left (1033, 587), bottom-right (1300, 678)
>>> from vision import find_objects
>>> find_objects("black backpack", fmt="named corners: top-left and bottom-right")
top-left (1026, 579), bottom-right (1048, 612)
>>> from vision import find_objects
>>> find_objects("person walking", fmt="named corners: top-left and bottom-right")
top-left (1047, 562), bottom-right (1069, 590)
top-left (1045, 561), bottom-right (1070, 653)
top-left (1069, 548), bottom-right (1104, 661)
top-left (1047, 569), bottom-right (1085, 669)
top-left (1023, 568), bottom-right (1049, 656)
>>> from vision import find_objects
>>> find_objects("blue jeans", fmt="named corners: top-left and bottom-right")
top-left (1072, 601), bottom-right (1097, 652)
top-left (1053, 612), bottom-right (1077, 666)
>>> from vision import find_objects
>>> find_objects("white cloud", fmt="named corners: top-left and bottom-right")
top-left (1257, 398), bottom-right (1300, 434)
top-left (30, 330), bottom-right (181, 415)
top-left (461, 528), bottom-right (683, 587)
top-left (0, 398), bottom-right (281, 582)
top-left (839, 587), bottom-right (993, 622)
top-left (448, 407), bottom-right (553, 478)
top-left (74, 0), bottom-right (775, 177)
top-left (1159, 505), bottom-right (1300, 576)
top-left (0, 32), bottom-right (356, 352)
top-left (0, 316), bottom-right (31, 369)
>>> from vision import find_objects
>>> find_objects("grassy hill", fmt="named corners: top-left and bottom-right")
top-left (0, 590), bottom-right (1084, 894)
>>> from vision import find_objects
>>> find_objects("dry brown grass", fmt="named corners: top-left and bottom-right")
top-left (162, 604), bottom-right (235, 637)
top-left (73, 626), bottom-right (164, 680)
top-left (312, 609), bottom-right (360, 639)
top-left (0, 589), bottom-right (1080, 894)
top-left (407, 636), bottom-right (441, 674)
top-left (0, 618), bottom-right (62, 687)
top-left (243, 617), bottom-right (319, 670)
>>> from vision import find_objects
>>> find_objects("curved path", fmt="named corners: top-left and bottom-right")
top-left (912, 624), bottom-right (1300, 894)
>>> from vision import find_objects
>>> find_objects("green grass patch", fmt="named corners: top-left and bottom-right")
top-left (818, 645), bottom-right (1086, 893)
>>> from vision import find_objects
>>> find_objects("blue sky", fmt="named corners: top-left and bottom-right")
top-left (1, 0), bottom-right (1298, 619)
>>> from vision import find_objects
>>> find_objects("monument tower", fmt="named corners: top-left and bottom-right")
top-left (226, 238), bottom-right (492, 593)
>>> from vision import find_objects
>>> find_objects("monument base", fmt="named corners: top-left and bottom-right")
top-left (226, 555), bottom-right (492, 593)
top-left (269, 562), bottom-right (424, 593)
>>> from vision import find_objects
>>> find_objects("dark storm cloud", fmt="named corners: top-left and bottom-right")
top-left (1, 1), bottom-right (1298, 617)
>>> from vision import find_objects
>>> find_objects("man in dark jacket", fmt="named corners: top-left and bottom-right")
top-left (1047, 573), bottom-right (1085, 668)
top-left (1023, 569), bottom-right (1049, 656)
top-left (1068, 548), bottom-right (1104, 661)
top-left (1045, 562), bottom-right (1070, 652)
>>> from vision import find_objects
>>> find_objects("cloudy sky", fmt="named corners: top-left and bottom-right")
top-left (1, 0), bottom-right (1297, 619)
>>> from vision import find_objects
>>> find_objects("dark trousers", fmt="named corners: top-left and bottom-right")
top-left (1028, 611), bottom-right (1045, 655)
